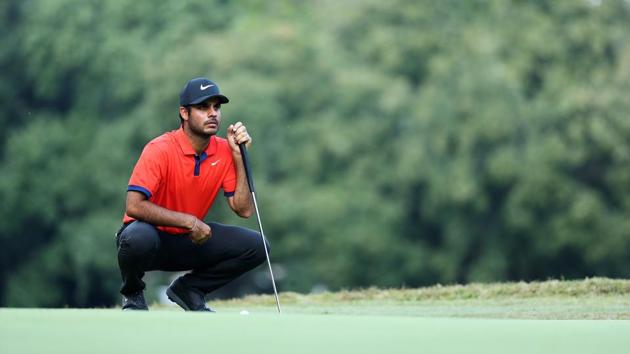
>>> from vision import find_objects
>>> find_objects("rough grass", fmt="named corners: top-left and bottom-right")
top-left (206, 277), bottom-right (630, 319)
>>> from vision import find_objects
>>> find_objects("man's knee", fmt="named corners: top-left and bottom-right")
top-left (118, 221), bottom-right (160, 257)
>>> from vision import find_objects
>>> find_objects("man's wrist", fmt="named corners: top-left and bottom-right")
top-left (231, 150), bottom-right (243, 160)
top-left (187, 216), bottom-right (197, 231)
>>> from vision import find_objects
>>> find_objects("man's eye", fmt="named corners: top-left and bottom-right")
top-left (214, 104), bottom-right (221, 110)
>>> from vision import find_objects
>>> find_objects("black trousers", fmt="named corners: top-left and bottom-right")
top-left (115, 221), bottom-right (269, 296)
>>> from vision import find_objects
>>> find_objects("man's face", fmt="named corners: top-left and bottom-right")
top-left (182, 97), bottom-right (222, 137)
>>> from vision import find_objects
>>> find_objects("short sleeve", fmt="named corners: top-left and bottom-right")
top-left (127, 142), bottom-right (165, 199)
top-left (222, 155), bottom-right (237, 197)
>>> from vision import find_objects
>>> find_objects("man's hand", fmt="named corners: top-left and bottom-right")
top-left (227, 121), bottom-right (252, 154)
top-left (188, 216), bottom-right (212, 244)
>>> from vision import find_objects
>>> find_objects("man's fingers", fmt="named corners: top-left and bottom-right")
top-left (191, 235), bottom-right (207, 245)
top-left (235, 132), bottom-right (251, 145)
top-left (232, 126), bottom-right (247, 140)
top-left (232, 121), bottom-right (243, 133)
top-left (192, 234), bottom-right (210, 245)
top-left (227, 122), bottom-right (252, 149)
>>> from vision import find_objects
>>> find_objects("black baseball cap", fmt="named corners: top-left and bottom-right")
top-left (179, 77), bottom-right (229, 106)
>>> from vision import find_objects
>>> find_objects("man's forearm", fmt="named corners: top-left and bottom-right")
top-left (128, 199), bottom-right (195, 230)
top-left (231, 153), bottom-right (254, 217)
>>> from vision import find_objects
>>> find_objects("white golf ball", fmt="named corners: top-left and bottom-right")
top-left (240, 310), bottom-right (250, 315)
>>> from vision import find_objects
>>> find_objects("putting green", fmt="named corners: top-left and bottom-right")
top-left (1, 309), bottom-right (629, 354)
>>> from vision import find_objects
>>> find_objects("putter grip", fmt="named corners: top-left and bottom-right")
top-left (239, 144), bottom-right (255, 193)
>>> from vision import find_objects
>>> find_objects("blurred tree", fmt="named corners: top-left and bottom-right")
top-left (1, 0), bottom-right (629, 307)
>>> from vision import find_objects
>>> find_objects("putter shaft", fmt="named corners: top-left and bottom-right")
top-left (251, 191), bottom-right (281, 314)
top-left (238, 143), bottom-right (281, 314)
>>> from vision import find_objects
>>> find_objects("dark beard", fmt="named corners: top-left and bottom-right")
top-left (189, 120), bottom-right (214, 139)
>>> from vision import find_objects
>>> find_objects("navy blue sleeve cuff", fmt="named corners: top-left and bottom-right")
top-left (128, 185), bottom-right (152, 199)
top-left (224, 191), bottom-right (235, 197)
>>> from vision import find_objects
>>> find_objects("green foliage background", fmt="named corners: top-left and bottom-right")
top-left (1, 0), bottom-right (630, 307)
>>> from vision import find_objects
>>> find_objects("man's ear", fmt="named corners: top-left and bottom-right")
top-left (179, 106), bottom-right (189, 121)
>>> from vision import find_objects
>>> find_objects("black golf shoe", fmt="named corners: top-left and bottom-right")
top-left (166, 278), bottom-right (215, 312)
top-left (122, 291), bottom-right (148, 311)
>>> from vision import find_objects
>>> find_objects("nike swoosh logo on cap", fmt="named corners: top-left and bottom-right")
top-left (200, 84), bottom-right (214, 90)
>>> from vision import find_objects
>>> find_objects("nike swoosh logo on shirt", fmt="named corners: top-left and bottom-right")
top-left (200, 84), bottom-right (214, 90)
top-left (211, 160), bottom-right (221, 166)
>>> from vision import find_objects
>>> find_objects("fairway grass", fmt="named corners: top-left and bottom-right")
top-left (1, 309), bottom-right (630, 354)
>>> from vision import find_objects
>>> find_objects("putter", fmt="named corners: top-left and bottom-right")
top-left (239, 143), bottom-right (282, 314)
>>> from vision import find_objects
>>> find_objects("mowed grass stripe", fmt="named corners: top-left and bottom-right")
top-left (1, 309), bottom-right (630, 354)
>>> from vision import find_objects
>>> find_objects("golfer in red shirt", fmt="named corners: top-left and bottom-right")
top-left (115, 77), bottom-right (269, 311)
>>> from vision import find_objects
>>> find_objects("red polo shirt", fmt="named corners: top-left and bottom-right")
top-left (123, 127), bottom-right (237, 234)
